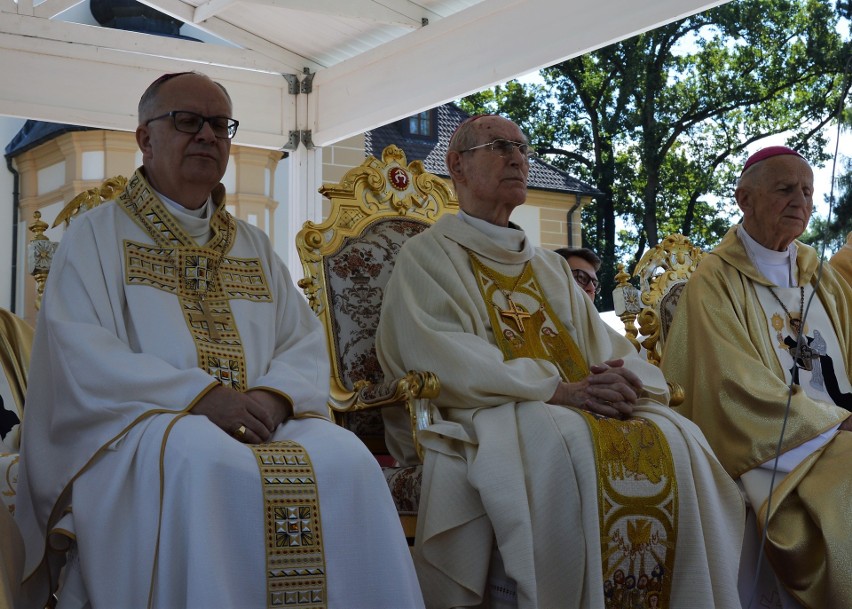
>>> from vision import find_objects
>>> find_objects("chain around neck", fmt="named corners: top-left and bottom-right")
top-left (766, 285), bottom-right (805, 329)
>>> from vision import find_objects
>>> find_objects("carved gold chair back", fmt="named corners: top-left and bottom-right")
top-left (296, 145), bottom-right (457, 539)
top-left (614, 233), bottom-right (706, 406)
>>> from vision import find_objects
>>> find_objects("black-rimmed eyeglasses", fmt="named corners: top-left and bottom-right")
top-left (572, 269), bottom-right (601, 294)
top-left (146, 110), bottom-right (239, 140)
top-left (459, 139), bottom-right (535, 161)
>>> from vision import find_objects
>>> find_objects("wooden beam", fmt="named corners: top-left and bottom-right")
top-left (138, 0), bottom-right (322, 70)
top-left (193, 0), bottom-right (438, 27)
top-left (309, 0), bottom-right (732, 145)
top-left (33, 0), bottom-right (87, 19)
top-left (0, 30), bottom-right (296, 149)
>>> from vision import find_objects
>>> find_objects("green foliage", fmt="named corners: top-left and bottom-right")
top-left (804, 156), bottom-right (852, 252)
top-left (460, 0), bottom-right (851, 307)
top-left (831, 165), bottom-right (852, 235)
top-left (800, 214), bottom-right (848, 255)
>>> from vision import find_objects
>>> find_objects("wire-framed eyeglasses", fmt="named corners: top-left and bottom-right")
top-left (460, 139), bottom-right (535, 161)
top-left (146, 110), bottom-right (239, 140)
top-left (572, 269), bottom-right (601, 294)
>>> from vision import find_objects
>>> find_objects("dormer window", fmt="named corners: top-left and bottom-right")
top-left (407, 110), bottom-right (435, 138)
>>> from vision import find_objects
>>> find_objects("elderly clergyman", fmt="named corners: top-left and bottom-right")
top-left (662, 146), bottom-right (852, 609)
top-left (376, 114), bottom-right (745, 609)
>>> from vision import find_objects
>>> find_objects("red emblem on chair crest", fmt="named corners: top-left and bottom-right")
top-left (388, 167), bottom-right (409, 191)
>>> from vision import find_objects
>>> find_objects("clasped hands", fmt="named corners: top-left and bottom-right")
top-left (548, 358), bottom-right (643, 419)
top-left (191, 385), bottom-right (293, 444)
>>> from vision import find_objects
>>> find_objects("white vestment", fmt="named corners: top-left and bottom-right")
top-left (376, 213), bottom-right (744, 609)
top-left (15, 170), bottom-right (424, 609)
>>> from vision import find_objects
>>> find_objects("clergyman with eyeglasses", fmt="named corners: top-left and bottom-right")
top-left (14, 72), bottom-right (424, 609)
top-left (376, 114), bottom-right (744, 608)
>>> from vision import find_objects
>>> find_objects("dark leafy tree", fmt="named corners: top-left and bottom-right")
top-left (460, 0), bottom-right (851, 308)
top-left (802, 155), bottom-right (852, 253)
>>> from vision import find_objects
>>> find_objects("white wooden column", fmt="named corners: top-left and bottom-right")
top-left (280, 144), bottom-right (323, 284)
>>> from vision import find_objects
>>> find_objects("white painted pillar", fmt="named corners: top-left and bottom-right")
top-left (278, 144), bottom-right (323, 284)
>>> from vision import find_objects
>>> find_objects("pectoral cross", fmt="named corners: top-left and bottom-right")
top-left (789, 338), bottom-right (816, 372)
top-left (500, 297), bottom-right (531, 334)
top-left (190, 298), bottom-right (229, 341)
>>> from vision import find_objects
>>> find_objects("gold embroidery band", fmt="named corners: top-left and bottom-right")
top-left (117, 170), bottom-right (261, 390)
top-left (579, 411), bottom-right (678, 609)
top-left (467, 253), bottom-right (589, 382)
top-left (467, 252), bottom-right (678, 604)
top-left (250, 441), bottom-right (327, 609)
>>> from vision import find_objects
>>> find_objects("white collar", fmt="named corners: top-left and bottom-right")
top-left (457, 210), bottom-right (526, 252)
top-left (737, 225), bottom-right (798, 287)
top-left (156, 190), bottom-right (214, 243)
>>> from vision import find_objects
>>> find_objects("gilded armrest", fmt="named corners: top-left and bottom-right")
top-left (338, 370), bottom-right (439, 462)
top-left (667, 381), bottom-right (684, 407)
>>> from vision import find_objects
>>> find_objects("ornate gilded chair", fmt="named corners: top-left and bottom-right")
top-left (0, 308), bottom-right (33, 517)
top-left (28, 176), bottom-right (128, 310)
top-left (615, 235), bottom-right (790, 606)
top-left (0, 308), bottom-right (32, 608)
top-left (296, 145), bottom-right (456, 539)
top-left (613, 233), bottom-right (706, 405)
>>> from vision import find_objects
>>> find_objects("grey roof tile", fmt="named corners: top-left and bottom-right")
top-left (365, 103), bottom-right (599, 196)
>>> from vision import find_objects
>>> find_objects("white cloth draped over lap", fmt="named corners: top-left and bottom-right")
top-left (376, 214), bottom-right (744, 609)
top-left (57, 416), bottom-right (417, 609)
top-left (14, 184), bottom-right (423, 609)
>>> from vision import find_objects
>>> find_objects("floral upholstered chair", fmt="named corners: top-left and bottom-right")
top-left (296, 145), bottom-right (457, 540)
top-left (612, 233), bottom-right (706, 405)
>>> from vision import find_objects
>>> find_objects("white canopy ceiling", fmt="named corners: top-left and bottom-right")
top-left (1, 0), bottom-right (732, 150)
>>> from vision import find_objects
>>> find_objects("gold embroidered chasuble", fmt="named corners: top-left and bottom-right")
top-left (467, 252), bottom-right (679, 607)
top-left (378, 214), bottom-right (744, 609)
top-left (15, 167), bottom-right (425, 609)
top-left (118, 171), bottom-right (327, 608)
top-left (662, 226), bottom-right (852, 608)
top-left (120, 171), bottom-right (254, 392)
top-left (662, 226), bottom-right (852, 478)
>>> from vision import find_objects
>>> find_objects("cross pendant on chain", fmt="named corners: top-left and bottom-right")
top-left (190, 297), bottom-right (228, 341)
top-left (790, 339), bottom-right (816, 372)
top-left (500, 297), bottom-right (531, 334)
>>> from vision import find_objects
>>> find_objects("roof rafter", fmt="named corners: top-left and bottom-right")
top-left (0, 11), bottom-right (305, 74)
top-left (0, 0), bottom-right (734, 151)
top-left (192, 0), bottom-right (441, 28)
top-left (136, 0), bottom-right (322, 70)
top-left (33, 0), bottom-right (87, 19)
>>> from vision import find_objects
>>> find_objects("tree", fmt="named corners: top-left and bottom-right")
top-left (802, 97), bottom-right (852, 254)
top-left (459, 0), bottom-right (851, 308)
top-left (802, 155), bottom-right (852, 253)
